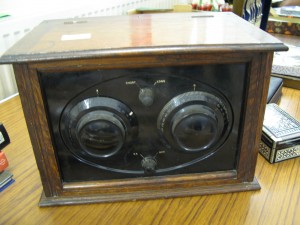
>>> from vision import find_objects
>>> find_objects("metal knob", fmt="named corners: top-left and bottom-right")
top-left (141, 156), bottom-right (157, 174)
top-left (139, 88), bottom-right (154, 106)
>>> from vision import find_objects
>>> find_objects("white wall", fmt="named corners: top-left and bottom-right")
top-left (0, 0), bottom-right (176, 101)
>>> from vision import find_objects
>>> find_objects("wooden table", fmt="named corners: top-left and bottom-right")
top-left (0, 87), bottom-right (299, 225)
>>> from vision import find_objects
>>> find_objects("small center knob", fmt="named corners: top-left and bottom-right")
top-left (141, 156), bottom-right (157, 174)
top-left (139, 88), bottom-right (154, 106)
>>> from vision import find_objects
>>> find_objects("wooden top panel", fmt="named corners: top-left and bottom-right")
top-left (0, 12), bottom-right (287, 63)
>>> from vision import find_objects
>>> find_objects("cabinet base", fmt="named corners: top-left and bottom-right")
top-left (39, 177), bottom-right (260, 207)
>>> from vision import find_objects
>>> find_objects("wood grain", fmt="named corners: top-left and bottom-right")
top-left (0, 13), bottom-right (287, 64)
top-left (0, 87), bottom-right (299, 224)
top-left (13, 51), bottom-right (264, 205)
top-left (0, 12), bottom-right (287, 206)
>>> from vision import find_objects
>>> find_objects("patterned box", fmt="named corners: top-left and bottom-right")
top-left (267, 15), bottom-right (300, 36)
top-left (259, 104), bottom-right (300, 163)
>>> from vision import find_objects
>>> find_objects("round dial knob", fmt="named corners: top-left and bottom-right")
top-left (171, 105), bottom-right (218, 151)
top-left (158, 91), bottom-right (230, 152)
top-left (60, 97), bottom-right (138, 160)
top-left (141, 156), bottom-right (157, 174)
top-left (76, 111), bottom-right (126, 158)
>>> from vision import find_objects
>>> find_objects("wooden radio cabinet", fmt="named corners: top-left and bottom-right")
top-left (0, 12), bottom-right (287, 206)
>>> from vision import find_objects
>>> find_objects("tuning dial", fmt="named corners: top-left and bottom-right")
top-left (139, 88), bottom-right (154, 106)
top-left (158, 91), bottom-right (231, 152)
top-left (60, 97), bottom-right (138, 160)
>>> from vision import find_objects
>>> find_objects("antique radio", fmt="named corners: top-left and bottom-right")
top-left (0, 12), bottom-right (287, 206)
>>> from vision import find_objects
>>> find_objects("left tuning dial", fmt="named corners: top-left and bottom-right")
top-left (60, 97), bottom-right (138, 160)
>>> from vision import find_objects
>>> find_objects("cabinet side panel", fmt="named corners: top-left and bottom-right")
top-left (13, 63), bottom-right (62, 197)
top-left (236, 52), bottom-right (273, 181)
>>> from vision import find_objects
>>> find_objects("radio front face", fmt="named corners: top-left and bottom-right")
top-left (40, 64), bottom-right (247, 182)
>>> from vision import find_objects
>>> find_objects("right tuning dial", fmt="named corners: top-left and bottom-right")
top-left (157, 91), bottom-right (231, 153)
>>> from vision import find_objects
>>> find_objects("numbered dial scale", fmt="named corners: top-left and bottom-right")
top-left (41, 64), bottom-right (246, 182)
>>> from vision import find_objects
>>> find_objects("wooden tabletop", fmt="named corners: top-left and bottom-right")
top-left (0, 87), bottom-right (299, 225)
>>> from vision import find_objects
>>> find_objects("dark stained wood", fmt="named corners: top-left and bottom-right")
top-left (12, 51), bottom-right (264, 206)
top-left (28, 51), bottom-right (257, 71)
top-left (39, 178), bottom-right (261, 207)
top-left (247, 52), bottom-right (275, 180)
top-left (281, 76), bottom-right (300, 90)
top-left (0, 12), bottom-right (287, 64)
top-left (13, 64), bottom-right (62, 197)
top-left (0, 13), bottom-right (288, 206)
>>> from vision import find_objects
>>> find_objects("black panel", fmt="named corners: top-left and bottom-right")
top-left (40, 64), bottom-right (248, 182)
